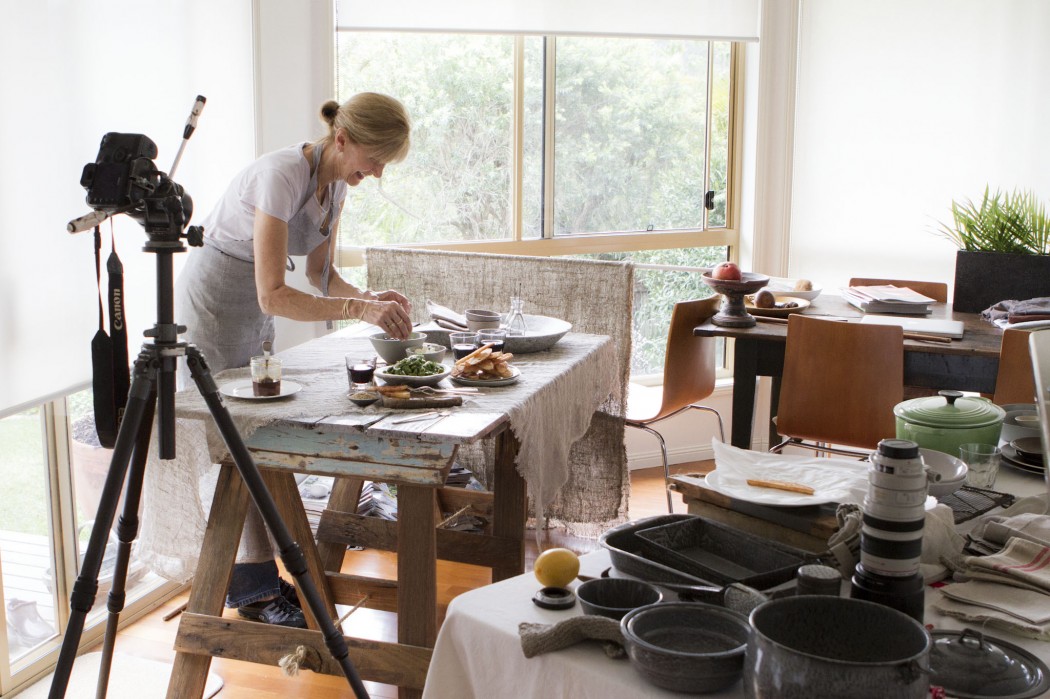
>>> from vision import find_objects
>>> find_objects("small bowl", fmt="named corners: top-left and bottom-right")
top-left (1012, 437), bottom-right (1045, 464)
top-left (576, 578), bottom-right (663, 621)
top-left (348, 391), bottom-right (380, 408)
top-left (920, 448), bottom-right (968, 496)
top-left (374, 364), bottom-right (452, 388)
top-left (406, 342), bottom-right (448, 363)
top-left (369, 331), bottom-right (426, 364)
top-left (1002, 408), bottom-right (1041, 444)
top-left (465, 309), bottom-right (501, 332)
top-left (758, 278), bottom-right (823, 302)
top-left (621, 602), bottom-right (749, 694)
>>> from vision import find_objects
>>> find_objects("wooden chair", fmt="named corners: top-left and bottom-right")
top-left (771, 314), bottom-right (904, 457)
top-left (994, 327), bottom-right (1041, 404)
top-left (1029, 328), bottom-right (1050, 456)
top-left (848, 277), bottom-right (948, 303)
top-left (626, 296), bottom-right (725, 512)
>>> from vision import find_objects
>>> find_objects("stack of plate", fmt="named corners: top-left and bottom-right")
top-left (1001, 436), bottom-right (1046, 475)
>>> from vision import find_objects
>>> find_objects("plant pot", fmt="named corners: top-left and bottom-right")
top-left (952, 250), bottom-right (1050, 313)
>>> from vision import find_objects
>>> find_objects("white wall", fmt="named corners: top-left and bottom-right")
top-left (0, 1), bottom-right (254, 412)
top-left (788, 0), bottom-right (1050, 293)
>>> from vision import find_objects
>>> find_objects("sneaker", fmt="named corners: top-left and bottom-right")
top-left (278, 578), bottom-right (300, 608)
top-left (237, 595), bottom-right (306, 628)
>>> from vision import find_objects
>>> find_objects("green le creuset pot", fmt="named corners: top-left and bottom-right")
top-left (894, 390), bottom-right (1005, 457)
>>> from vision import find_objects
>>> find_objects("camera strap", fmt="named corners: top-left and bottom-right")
top-left (90, 225), bottom-right (129, 448)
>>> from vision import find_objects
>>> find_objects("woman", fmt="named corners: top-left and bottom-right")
top-left (175, 92), bottom-right (412, 627)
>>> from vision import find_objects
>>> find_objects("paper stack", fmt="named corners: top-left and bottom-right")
top-left (842, 285), bottom-right (936, 315)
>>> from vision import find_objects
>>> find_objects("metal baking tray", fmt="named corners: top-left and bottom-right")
top-left (634, 516), bottom-right (808, 589)
top-left (600, 514), bottom-right (811, 590)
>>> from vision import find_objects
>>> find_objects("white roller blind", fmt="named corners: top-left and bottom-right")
top-left (335, 0), bottom-right (759, 40)
top-left (0, 1), bottom-right (255, 414)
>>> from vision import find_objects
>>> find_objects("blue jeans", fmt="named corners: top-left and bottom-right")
top-left (226, 560), bottom-right (280, 608)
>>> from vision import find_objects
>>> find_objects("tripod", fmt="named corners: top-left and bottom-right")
top-left (49, 237), bottom-right (370, 699)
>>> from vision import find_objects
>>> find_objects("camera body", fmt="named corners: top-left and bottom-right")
top-left (80, 132), bottom-right (193, 242)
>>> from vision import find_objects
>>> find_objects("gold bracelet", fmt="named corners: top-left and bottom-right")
top-left (341, 297), bottom-right (354, 320)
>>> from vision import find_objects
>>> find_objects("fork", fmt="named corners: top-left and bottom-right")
top-left (389, 410), bottom-right (451, 424)
top-left (408, 386), bottom-right (480, 396)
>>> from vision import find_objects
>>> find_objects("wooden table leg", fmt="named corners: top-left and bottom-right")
top-left (260, 470), bottom-right (337, 629)
top-left (492, 430), bottom-right (526, 582)
top-left (316, 476), bottom-right (364, 572)
top-left (167, 462), bottom-right (249, 699)
top-left (731, 339), bottom-right (759, 449)
top-left (396, 484), bottom-right (437, 699)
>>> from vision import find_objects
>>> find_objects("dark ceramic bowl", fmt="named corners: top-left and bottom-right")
top-left (575, 578), bottom-right (662, 621)
top-left (621, 602), bottom-right (749, 694)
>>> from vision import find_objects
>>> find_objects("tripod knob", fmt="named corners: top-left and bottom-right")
top-left (185, 225), bottom-right (204, 247)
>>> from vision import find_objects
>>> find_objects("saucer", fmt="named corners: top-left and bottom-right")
top-left (220, 379), bottom-right (302, 400)
top-left (1011, 437), bottom-right (1045, 465)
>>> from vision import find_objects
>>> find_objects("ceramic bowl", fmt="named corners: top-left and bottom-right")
top-left (1002, 407), bottom-right (1041, 445)
top-left (406, 342), bottom-right (448, 363)
top-left (920, 448), bottom-right (968, 496)
top-left (760, 278), bottom-right (823, 302)
top-left (348, 392), bottom-right (380, 408)
top-left (374, 364), bottom-right (452, 388)
top-left (575, 578), bottom-right (662, 621)
top-left (369, 331), bottom-right (426, 364)
top-left (620, 602), bottom-right (749, 694)
top-left (465, 309), bottom-right (501, 332)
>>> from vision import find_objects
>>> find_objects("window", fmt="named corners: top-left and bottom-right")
top-left (334, 28), bottom-right (740, 376)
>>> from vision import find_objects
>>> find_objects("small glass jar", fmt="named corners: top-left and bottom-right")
top-left (506, 296), bottom-right (528, 336)
top-left (250, 355), bottom-right (282, 397)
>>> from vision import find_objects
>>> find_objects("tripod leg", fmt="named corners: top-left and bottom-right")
top-left (184, 348), bottom-right (371, 699)
top-left (49, 354), bottom-right (158, 699)
top-left (95, 385), bottom-right (156, 699)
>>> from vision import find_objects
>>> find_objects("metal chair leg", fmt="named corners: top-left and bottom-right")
top-left (629, 424), bottom-right (674, 513)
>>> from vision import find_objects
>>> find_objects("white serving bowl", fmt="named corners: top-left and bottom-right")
top-left (374, 364), bottom-right (452, 388)
top-left (920, 448), bottom-right (968, 496)
top-left (760, 278), bottom-right (823, 302)
top-left (369, 331), bottom-right (426, 364)
top-left (407, 342), bottom-right (448, 363)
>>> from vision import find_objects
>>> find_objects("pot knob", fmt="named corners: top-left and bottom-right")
top-left (938, 389), bottom-right (963, 406)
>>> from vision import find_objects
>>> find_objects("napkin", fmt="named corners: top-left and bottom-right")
top-left (961, 537), bottom-right (1050, 593)
top-left (518, 616), bottom-right (625, 659)
top-left (981, 296), bottom-right (1050, 327)
top-left (939, 580), bottom-right (1050, 625)
top-left (426, 300), bottom-right (469, 330)
top-left (933, 593), bottom-right (1050, 641)
top-left (967, 494), bottom-right (1050, 552)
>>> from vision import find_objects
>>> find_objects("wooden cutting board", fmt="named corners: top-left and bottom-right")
top-left (381, 395), bottom-right (463, 410)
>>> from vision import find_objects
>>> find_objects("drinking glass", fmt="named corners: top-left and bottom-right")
top-left (960, 443), bottom-right (1002, 489)
top-left (449, 332), bottom-right (479, 360)
top-left (477, 329), bottom-right (508, 353)
top-left (345, 355), bottom-right (376, 391)
top-left (250, 355), bottom-right (282, 397)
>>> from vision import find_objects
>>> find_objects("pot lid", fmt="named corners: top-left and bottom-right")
top-left (928, 628), bottom-right (1050, 698)
top-left (893, 390), bottom-right (1006, 429)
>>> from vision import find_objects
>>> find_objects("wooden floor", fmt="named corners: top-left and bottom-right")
top-left (101, 464), bottom-right (708, 698)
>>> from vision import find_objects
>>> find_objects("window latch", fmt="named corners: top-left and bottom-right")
top-left (704, 190), bottom-right (716, 211)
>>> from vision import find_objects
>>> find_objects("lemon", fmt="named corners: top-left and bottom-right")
top-left (533, 548), bottom-right (580, 588)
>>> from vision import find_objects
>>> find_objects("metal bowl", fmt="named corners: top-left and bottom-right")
top-left (575, 578), bottom-right (662, 621)
top-left (620, 602), bottom-right (749, 694)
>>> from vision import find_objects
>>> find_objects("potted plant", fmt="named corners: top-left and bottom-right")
top-left (938, 186), bottom-right (1050, 313)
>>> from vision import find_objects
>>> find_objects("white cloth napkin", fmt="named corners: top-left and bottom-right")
top-left (426, 299), bottom-right (469, 330)
top-left (962, 537), bottom-right (1050, 593)
top-left (939, 580), bottom-right (1050, 625)
top-left (969, 494), bottom-right (1050, 548)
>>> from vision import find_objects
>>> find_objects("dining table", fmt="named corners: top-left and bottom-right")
top-left (422, 466), bottom-right (1050, 699)
top-left (695, 294), bottom-right (1005, 450)
top-left (156, 326), bottom-right (617, 699)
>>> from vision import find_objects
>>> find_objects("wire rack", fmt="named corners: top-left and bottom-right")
top-left (939, 485), bottom-right (1017, 524)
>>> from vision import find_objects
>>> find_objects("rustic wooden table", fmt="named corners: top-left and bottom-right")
top-left (164, 329), bottom-right (615, 699)
top-left (694, 295), bottom-right (1005, 449)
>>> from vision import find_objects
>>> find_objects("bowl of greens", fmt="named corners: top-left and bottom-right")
top-left (374, 354), bottom-right (452, 387)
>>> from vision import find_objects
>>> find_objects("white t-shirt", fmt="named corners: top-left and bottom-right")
top-left (201, 143), bottom-right (345, 246)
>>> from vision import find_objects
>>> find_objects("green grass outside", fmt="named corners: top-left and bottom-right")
top-left (0, 411), bottom-right (50, 537)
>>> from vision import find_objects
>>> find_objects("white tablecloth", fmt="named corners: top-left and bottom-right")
top-left (423, 468), bottom-right (1050, 699)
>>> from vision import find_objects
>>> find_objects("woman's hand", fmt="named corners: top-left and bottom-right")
top-left (361, 299), bottom-right (413, 339)
top-left (373, 289), bottom-right (412, 314)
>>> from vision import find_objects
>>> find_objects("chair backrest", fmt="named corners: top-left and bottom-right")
top-left (1029, 328), bottom-right (1050, 457)
top-left (777, 315), bottom-right (904, 450)
top-left (848, 277), bottom-right (948, 303)
top-left (994, 328), bottom-right (1038, 404)
top-left (654, 296), bottom-right (721, 420)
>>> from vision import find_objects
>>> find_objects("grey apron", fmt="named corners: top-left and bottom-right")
top-left (175, 143), bottom-right (336, 373)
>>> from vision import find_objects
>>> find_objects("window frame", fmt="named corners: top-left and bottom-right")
top-left (333, 36), bottom-right (746, 267)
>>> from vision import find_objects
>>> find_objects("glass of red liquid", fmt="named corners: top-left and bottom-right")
top-left (449, 332), bottom-right (479, 360)
top-left (477, 329), bottom-right (508, 353)
top-left (346, 355), bottom-right (376, 391)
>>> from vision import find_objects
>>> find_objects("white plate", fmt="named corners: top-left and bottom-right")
top-left (451, 365), bottom-right (521, 387)
top-left (220, 379), bottom-right (302, 400)
top-left (703, 469), bottom-right (863, 507)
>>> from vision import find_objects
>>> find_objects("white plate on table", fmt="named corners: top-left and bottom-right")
top-left (451, 366), bottom-right (521, 387)
top-left (220, 379), bottom-right (302, 400)
top-left (703, 470), bottom-right (842, 506)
